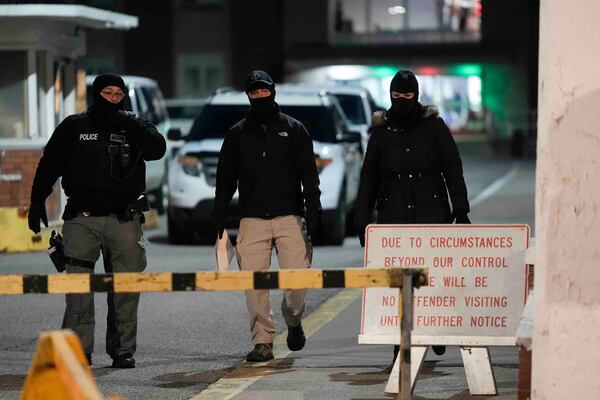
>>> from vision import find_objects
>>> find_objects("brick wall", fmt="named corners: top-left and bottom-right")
top-left (0, 148), bottom-right (62, 220)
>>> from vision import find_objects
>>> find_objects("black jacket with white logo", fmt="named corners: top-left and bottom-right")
top-left (213, 106), bottom-right (322, 222)
top-left (31, 110), bottom-right (166, 214)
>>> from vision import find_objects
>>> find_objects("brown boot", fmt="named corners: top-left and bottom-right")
top-left (246, 343), bottom-right (274, 362)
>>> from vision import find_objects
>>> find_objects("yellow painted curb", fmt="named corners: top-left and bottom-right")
top-left (190, 288), bottom-right (362, 400)
top-left (142, 209), bottom-right (158, 230)
top-left (0, 207), bottom-right (58, 253)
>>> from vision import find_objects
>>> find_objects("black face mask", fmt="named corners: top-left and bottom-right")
top-left (391, 98), bottom-right (417, 119)
top-left (90, 73), bottom-right (127, 123)
top-left (92, 95), bottom-right (124, 121)
top-left (249, 93), bottom-right (276, 123)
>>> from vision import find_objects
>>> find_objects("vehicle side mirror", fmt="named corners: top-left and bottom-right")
top-left (167, 128), bottom-right (182, 141)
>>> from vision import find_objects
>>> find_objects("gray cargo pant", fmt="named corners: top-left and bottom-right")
top-left (61, 213), bottom-right (147, 358)
top-left (236, 215), bottom-right (312, 345)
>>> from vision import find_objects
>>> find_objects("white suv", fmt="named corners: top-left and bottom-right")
top-left (167, 87), bottom-right (362, 245)
top-left (86, 75), bottom-right (175, 213)
top-left (325, 85), bottom-right (381, 152)
top-left (277, 84), bottom-right (381, 153)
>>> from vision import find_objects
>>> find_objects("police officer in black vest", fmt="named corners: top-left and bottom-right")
top-left (355, 69), bottom-right (470, 363)
top-left (28, 73), bottom-right (166, 368)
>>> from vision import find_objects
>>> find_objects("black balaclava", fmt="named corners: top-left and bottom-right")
top-left (245, 70), bottom-right (277, 124)
top-left (389, 69), bottom-right (419, 122)
top-left (90, 73), bottom-right (127, 122)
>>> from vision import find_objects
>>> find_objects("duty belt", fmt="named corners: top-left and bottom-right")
top-left (65, 256), bottom-right (95, 269)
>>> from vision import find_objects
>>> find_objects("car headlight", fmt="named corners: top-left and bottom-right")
top-left (178, 155), bottom-right (202, 176)
top-left (315, 155), bottom-right (333, 174)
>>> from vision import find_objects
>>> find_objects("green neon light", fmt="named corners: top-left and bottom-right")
top-left (371, 65), bottom-right (399, 78)
top-left (451, 64), bottom-right (482, 76)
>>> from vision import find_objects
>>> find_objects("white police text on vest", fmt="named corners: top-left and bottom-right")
top-left (79, 133), bottom-right (98, 141)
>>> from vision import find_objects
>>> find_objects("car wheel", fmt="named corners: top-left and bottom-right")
top-left (196, 231), bottom-right (216, 245)
top-left (345, 205), bottom-right (356, 236)
top-left (148, 181), bottom-right (167, 215)
top-left (321, 191), bottom-right (346, 246)
top-left (167, 211), bottom-right (194, 244)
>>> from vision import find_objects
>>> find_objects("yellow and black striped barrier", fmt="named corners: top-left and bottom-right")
top-left (0, 268), bottom-right (428, 295)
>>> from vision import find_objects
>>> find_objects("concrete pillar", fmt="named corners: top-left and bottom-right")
top-left (26, 49), bottom-right (38, 138)
top-left (63, 61), bottom-right (76, 117)
top-left (534, 1), bottom-right (600, 399)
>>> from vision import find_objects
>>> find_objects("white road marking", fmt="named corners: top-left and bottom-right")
top-left (469, 164), bottom-right (520, 208)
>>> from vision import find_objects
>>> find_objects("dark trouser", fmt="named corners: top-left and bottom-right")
top-left (61, 214), bottom-right (147, 358)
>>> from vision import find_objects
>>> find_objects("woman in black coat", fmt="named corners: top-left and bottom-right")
top-left (354, 69), bottom-right (471, 360)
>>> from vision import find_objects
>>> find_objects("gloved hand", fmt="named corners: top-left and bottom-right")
top-left (107, 110), bottom-right (142, 133)
top-left (358, 227), bottom-right (365, 247)
top-left (452, 211), bottom-right (471, 224)
top-left (28, 202), bottom-right (48, 234)
top-left (354, 219), bottom-right (367, 247)
top-left (212, 215), bottom-right (226, 239)
top-left (305, 218), bottom-right (321, 241)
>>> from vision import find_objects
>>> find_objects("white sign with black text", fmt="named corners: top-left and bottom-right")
top-left (358, 224), bottom-right (530, 395)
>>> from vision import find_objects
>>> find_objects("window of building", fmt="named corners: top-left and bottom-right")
top-left (0, 51), bottom-right (27, 139)
top-left (332, 0), bottom-right (481, 40)
top-left (176, 53), bottom-right (225, 98)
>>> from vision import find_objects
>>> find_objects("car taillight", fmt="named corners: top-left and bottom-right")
top-left (315, 156), bottom-right (333, 174)
top-left (178, 155), bottom-right (202, 176)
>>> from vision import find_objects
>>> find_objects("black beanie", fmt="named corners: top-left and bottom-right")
top-left (92, 73), bottom-right (126, 95)
top-left (390, 70), bottom-right (419, 94)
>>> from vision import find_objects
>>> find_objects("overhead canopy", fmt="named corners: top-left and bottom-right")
top-left (0, 4), bottom-right (138, 30)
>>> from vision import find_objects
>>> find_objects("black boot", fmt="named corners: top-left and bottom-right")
top-left (112, 355), bottom-right (136, 368)
top-left (287, 323), bottom-right (306, 351)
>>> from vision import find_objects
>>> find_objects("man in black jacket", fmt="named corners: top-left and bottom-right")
top-left (28, 73), bottom-right (166, 368)
top-left (355, 69), bottom-right (470, 360)
top-left (212, 70), bottom-right (322, 362)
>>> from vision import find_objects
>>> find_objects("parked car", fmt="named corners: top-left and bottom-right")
top-left (277, 83), bottom-right (381, 153)
top-left (86, 75), bottom-right (177, 214)
top-left (165, 98), bottom-right (206, 136)
top-left (167, 87), bottom-right (362, 245)
top-left (325, 85), bottom-right (382, 152)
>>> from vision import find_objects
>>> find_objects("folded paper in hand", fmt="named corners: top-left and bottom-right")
top-left (215, 230), bottom-right (235, 271)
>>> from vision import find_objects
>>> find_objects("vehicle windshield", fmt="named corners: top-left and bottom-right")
top-left (333, 94), bottom-right (367, 125)
top-left (187, 104), bottom-right (338, 143)
top-left (167, 104), bottom-right (204, 119)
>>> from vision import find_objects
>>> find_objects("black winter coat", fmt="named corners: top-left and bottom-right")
top-left (31, 110), bottom-right (166, 215)
top-left (354, 105), bottom-right (469, 227)
top-left (213, 106), bottom-right (322, 221)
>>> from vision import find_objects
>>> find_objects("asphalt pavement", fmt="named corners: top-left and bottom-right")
top-left (190, 142), bottom-right (536, 400)
top-left (0, 141), bottom-right (535, 399)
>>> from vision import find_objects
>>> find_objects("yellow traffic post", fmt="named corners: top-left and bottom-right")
top-left (21, 329), bottom-right (103, 400)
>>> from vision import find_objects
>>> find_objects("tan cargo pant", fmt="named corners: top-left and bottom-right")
top-left (236, 215), bottom-right (312, 345)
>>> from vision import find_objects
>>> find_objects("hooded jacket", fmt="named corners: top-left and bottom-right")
top-left (213, 105), bottom-right (322, 222)
top-left (354, 104), bottom-right (469, 227)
